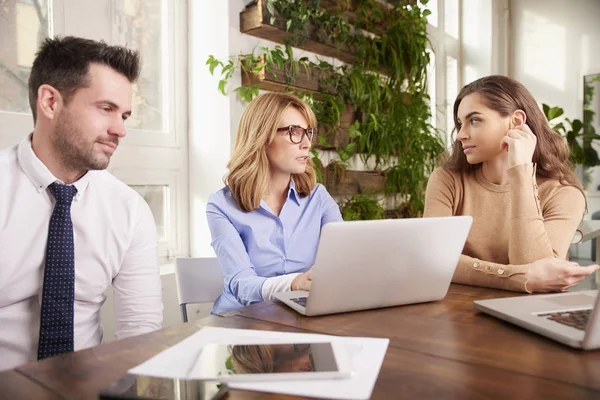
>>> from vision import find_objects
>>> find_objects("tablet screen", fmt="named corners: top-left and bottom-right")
top-left (99, 374), bottom-right (228, 400)
top-left (195, 342), bottom-right (339, 376)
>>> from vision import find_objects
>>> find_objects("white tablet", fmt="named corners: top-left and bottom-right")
top-left (188, 341), bottom-right (353, 381)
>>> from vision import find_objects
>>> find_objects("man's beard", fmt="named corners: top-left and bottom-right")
top-left (52, 110), bottom-right (112, 172)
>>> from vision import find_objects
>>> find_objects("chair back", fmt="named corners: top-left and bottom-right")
top-left (174, 257), bottom-right (224, 322)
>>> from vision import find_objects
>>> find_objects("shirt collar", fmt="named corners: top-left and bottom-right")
top-left (258, 178), bottom-right (301, 213)
top-left (17, 134), bottom-right (93, 201)
top-left (288, 178), bottom-right (300, 206)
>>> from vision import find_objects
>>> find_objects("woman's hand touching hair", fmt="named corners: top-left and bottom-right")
top-left (501, 123), bottom-right (537, 169)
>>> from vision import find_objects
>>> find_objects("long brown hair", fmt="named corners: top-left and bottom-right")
top-left (444, 75), bottom-right (583, 193)
top-left (226, 93), bottom-right (317, 212)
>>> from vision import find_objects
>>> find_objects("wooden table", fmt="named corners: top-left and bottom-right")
top-left (3, 284), bottom-right (600, 399)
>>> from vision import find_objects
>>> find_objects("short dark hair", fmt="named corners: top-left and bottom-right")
top-left (28, 36), bottom-right (141, 123)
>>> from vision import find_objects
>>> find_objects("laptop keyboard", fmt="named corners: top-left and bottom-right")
top-left (290, 297), bottom-right (308, 307)
top-left (538, 309), bottom-right (591, 331)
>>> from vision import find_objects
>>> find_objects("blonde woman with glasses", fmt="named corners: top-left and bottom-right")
top-left (207, 93), bottom-right (342, 314)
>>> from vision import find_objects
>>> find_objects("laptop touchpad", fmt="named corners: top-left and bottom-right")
top-left (542, 294), bottom-right (595, 308)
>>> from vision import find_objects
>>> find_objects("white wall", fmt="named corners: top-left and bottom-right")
top-left (188, 0), bottom-right (233, 258)
top-left (510, 0), bottom-right (600, 132)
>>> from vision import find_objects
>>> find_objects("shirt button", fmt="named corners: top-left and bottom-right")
top-left (485, 266), bottom-right (492, 272)
top-left (498, 268), bottom-right (505, 275)
top-left (472, 262), bottom-right (480, 269)
top-left (281, 256), bottom-right (285, 261)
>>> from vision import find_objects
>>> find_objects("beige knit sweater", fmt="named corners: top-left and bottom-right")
top-left (423, 163), bottom-right (585, 292)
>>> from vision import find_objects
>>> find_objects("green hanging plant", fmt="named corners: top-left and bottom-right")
top-left (209, 0), bottom-right (442, 217)
top-left (340, 194), bottom-right (385, 221)
top-left (543, 103), bottom-right (600, 167)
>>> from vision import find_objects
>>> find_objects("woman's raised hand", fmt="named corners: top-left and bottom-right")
top-left (501, 123), bottom-right (537, 169)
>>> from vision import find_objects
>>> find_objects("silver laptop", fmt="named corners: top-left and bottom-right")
top-left (474, 290), bottom-right (600, 349)
top-left (273, 216), bottom-right (472, 316)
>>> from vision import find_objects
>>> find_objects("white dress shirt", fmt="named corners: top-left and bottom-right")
top-left (0, 136), bottom-right (163, 371)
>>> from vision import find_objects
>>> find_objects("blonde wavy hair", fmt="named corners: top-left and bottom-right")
top-left (229, 344), bottom-right (275, 373)
top-left (226, 92), bottom-right (318, 212)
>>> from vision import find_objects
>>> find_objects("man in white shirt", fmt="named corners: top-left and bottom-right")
top-left (0, 36), bottom-right (163, 371)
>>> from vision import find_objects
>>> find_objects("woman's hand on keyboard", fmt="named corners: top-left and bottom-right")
top-left (524, 258), bottom-right (599, 293)
top-left (291, 267), bottom-right (313, 291)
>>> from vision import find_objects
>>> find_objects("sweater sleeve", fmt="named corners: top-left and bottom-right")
top-left (453, 255), bottom-right (531, 292)
top-left (423, 167), bottom-right (456, 217)
top-left (508, 163), bottom-right (585, 264)
top-left (424, 167), bottom-right (531, 292)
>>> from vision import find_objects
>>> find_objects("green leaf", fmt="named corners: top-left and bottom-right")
top-left (553, 122), bottom-right (565, 133)
top-left (265, 50), bottom-right (273, 66)
top-left (583, 145), bottom-right (600, 166)
top-left (572, 119), bottom-right (583, 134)
top-left (285, 44), bottom-right (294, 61)
top-left (542, 103), bottom-right (550, 117)
top-left (221, 63), bottom-right (233, 76)
top-left (218, 80), bottom-right (227, 96)
top-left (317, 135), bottom-right (331, 147)
top-left (547, 106), bottom-right (564, 121)
top-left (348, 121), bottom-right (361, 138)
top-left (337, 148), bottom-right (350, 161)
top-left (266, 1), bottom-right (275, 18)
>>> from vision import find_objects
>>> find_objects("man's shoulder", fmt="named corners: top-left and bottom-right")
top-left (91, 170), bottom-right (144, 204)
top-left (0, 144), bottom-right (19, 166)
top-left (0, 145), bottom-right (21, 182)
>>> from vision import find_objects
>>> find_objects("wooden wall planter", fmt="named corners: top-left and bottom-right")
top-left (320, 0), bottom-right (394, 36)
top-left (240, 0), bottom-right (358, 64)
top-left (316, 105), bottom-right (358, 150)
top-left (324, 168), bottom-right (386, 196)
top-left (240, 56), bottom-right (358, 150)
top-left (241, 54), bottom-right (323, 96)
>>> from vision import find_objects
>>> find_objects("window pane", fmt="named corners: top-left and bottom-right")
top-left (446, 56), bottom-right (458, 143)
top-left (130, 185), bottom-right (170, 242)
top-left (444, 0), bottom-right (459, 39)
top-left (0, 0), bottom-right (51, 114)
top-left (426, 0), bottom-right (438, 27)
top-left (121, 0), bottom-right (166, 132)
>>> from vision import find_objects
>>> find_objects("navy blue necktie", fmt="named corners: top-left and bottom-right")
top-left (38, 182), bottom-right (77, 360)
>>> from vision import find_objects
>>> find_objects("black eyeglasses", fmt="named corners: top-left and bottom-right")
top-left (276, 125), bottom-right (317, 144)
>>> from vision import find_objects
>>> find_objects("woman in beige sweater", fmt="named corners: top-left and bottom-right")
top-left (424, 75), bottom-right (599, 293)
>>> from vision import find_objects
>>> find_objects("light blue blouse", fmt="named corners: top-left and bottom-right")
top-left (206, 179), bottom-right (342, 314)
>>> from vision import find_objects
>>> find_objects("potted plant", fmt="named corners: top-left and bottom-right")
top-left (543, 103), bottom-right (600, 189)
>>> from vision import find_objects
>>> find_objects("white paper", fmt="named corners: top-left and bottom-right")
top-left (129, 326), bottom-right (389, 400)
